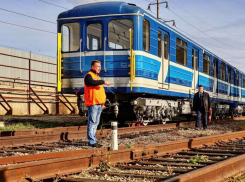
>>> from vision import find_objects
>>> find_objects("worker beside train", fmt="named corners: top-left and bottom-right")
top-left (84, 60), bottom-right (110, 147)
top-left (193, 85), bottom-right (211, 130)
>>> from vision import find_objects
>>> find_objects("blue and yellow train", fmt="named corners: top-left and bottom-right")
top-left (57, 1), bottom-right (245, 125)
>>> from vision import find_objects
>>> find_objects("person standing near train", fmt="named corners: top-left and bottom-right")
top-left (84, 60), bottom-right (110, 147)
top-left (193, 85), bottom-right (211, 130)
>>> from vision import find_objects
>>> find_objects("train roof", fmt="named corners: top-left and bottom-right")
top-left (57, 1), bottom-right (243, 75)
top-left (58, 1), bottom-right (144, 19)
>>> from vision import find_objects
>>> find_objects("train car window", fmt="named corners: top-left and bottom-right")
top-left (158, 31), bottom-right (162, 57)
top-left (61, 23), bottom-right (80, 52)
top-left (108, 19), bottom-right (133, 50)
top-left (239, 75), bottom-right (241, 87)
top-left (164, 34), bottom-right (168, 59)
top-left (233, 70), bottom-right (235, 85)
top-left (87, 23), bottom-right (102, 50)
top-left (203, 54), bottom-right (210, 61)
top-left (243, 76), bottom-right (245, 88)
top-left (192, 50), bottom-right (198, 70)
top-left (214, 60), bottom-right (218, 78)
top-left (176, 38), bottom-right (187, 66)
top-left (220, 63), bottom-right (226, 81)
top-left (143, 19), bottom-right (150, 52)
top-left (228, 68), bottom-right (231, 83)
top-left (109, 42), bottom-right (123, 49)
top-left (236, 73), bottom-right (239, 86)
top-left (203, 54), bottom-right (210, 75)
top-left (195, 51), bottom-right (198, 70)
top-left (213, 61), bottom-right (217, 78)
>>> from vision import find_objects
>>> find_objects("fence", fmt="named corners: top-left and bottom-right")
top-left (0, 46), bottom-right (78, 115)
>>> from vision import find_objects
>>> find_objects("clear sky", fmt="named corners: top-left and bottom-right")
top-left (0, 0), bottom-right (245, 71)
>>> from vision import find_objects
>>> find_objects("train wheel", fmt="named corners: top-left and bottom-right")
top-left (162, 118), bottom-right (169, 124)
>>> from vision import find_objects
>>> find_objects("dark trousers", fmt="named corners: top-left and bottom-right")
top-left (196, 109), bottom-right (208, 129)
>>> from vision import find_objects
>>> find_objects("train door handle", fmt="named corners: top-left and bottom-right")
top-left (80, 39), bottom-right (83, 73)
top-left (104, 37), bottom-right (107, 73)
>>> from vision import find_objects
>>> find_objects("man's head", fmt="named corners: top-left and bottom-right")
top-left (198, 85), bottom-right (203, 93)
top-left (91, 60), bottom-right (101, 74)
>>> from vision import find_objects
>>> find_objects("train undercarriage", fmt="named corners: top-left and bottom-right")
top-left (77, 93), bottom-right (245, 125)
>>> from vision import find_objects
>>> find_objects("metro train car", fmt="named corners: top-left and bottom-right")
top-left (57, 1), bottom-right (245, 125)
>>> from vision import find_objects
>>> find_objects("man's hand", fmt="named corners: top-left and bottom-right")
top-left (104, 80), bottom-right (110, 86)
top-left (102, 105), bottom-right (105, 110)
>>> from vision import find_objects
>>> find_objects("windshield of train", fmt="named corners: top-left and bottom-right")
top-left (108, 19), bottom-right (133, 50)
top-left (61, 22), bottom-right (80, 52)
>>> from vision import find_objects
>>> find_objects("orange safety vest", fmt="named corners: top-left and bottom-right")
top-left (84, 71), bottom-right (106, 107)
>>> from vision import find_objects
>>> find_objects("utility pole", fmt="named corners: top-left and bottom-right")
top-left (148, 1), bottom-right (168, 19)
top-left (157, 0), bottom-right (159, 19)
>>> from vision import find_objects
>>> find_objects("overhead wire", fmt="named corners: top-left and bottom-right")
top-left (37, 0), bottom-right (69, 10)
top-left (0, 44), bottom-right (56, 58)
top-left (166, 8), bottom-right (245, 51)
top-left (1, 0), bottom-right (244, 61)
top-left (174, 26), bottom-right (245, 59)
top-left (167, 0), bottom-right (243, 38)
top-left (145, 0), bottom-right (245, 51)
top-left (0, 20), bottom-right (56, 34)
top-left (0, 7), bottom-right (56, 24)
top-left (143, 0), bottom-right (245, 62)
top-left (0, 0), bottom-right (74, 57)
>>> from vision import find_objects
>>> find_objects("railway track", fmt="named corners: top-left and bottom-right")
top-left (0, 115), bottom-right (244, 138)
top-left (1, 130), bottom-right (245, 181)
top-left (63, 138), bottom-right (245, 182)
top-left (0, 121), bottom-right (195, 166)
top-left (0, 121), bottom-right (195, 147)
top-left (0, 117), bottom-right (244, 181)
top-left (0, 115), bottom-right (243, 148)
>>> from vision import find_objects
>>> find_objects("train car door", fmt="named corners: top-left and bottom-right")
top-left (239, 74), bottom-right (242, 101)
top-left (236, 72), bottom-right (241, 101)
top-left (84, 21), bottom-right (103, 74)
top-left (191, 48), bottom-right (199, 94)
top-left (59, 22), bottom-right (83, 93)
top-left (158, 29), bottom-right (169, 89)
top-left (227, 67), bottom-right (231, 100)
top-left (213, 59), bottom-right (218, 97)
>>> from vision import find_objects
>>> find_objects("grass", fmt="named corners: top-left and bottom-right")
top-left (0, 123), bottom-right (35, 131)
top-left (125, 143), bottom-right (134, 149)
top-left (0, 121), bottom-right (86, 131)
top-left (227, 173), bottom-right (245, 182)
top-left (232, 124), bottom-right (245, 132)
top-left (99, 151), bottom-right (112, 172)
top-left (187, 155), bottom-right (208, 164)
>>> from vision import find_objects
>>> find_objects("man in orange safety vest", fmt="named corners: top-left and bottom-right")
top-left (84, 60), bottom-right (110, 147)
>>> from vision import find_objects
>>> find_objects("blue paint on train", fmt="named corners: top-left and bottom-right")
top-left (217, 82), bottom-right (228, 95)
top-left (63, 86), bottom-right (191, 98)
top-left (242, 90), bottom-right (245, 98)
top-left (62, 54), bottom-right (160, 80)
top-left (230, 86), bottom-right (240, 97)
top-left (198, 75), bottom-right (214, 92)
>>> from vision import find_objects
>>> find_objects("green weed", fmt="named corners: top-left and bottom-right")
top-left (0, 123), bottom-right (35, 131)
top-left (187, 155), bottom-right (208, 164)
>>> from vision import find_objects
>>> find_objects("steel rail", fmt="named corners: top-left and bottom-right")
top-left (164, 151), bottom-right (245, 182)
top-left (0, 121), bottom-right (194, 138)
top-left (0, 114), bottom-right (244, 138)
top-left (0, 126), bottom-right (87, 137)
top-left (0, 121), bottom-right (193, 147)
top-left (1, 130), bottom-right (245, 181)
